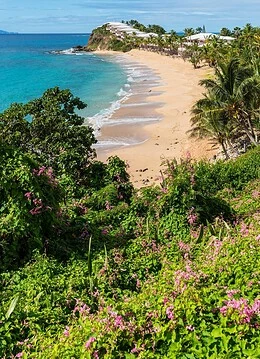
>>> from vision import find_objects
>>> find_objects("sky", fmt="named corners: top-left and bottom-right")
top-left (0, 0), bottom-right (259, 33)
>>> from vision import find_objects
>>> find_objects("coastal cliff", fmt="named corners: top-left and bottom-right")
top-left (86, 25), bottom-right (115, 51)
top-left (84, 21), bottom-right (160, 52)
top-left (85, 23), bottom-right (138, 52)
top-left (85, 24), bottom-right (131, 52)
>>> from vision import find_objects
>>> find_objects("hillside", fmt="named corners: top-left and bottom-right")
top-left (85, 24), bottom-right (134, 52)
top-left (85, 25), bottom-right (117, 51)
top-left (0, 138), bottom-right (260, 357)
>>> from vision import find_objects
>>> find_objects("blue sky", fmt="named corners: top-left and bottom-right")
top-left (0, 0), bottom-right (259, 33)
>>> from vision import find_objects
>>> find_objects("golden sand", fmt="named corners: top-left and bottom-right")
top-left (95, 50), bottom-right (217, 187)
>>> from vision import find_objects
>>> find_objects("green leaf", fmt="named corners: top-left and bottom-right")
top-left (196, 225), bottom-right (204, 243)
top-left (125, 354), bottom-right (136, 359)
top-left (211, 327), bottom-right (222, 338)
top-left (5, 295), bottom-right (19, 320)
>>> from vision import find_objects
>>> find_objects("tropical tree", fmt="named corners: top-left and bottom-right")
top-left (201, 37), bottom-right (229, 67)
top-left (0, 87), bottom-right (96, 184)
top-left (220, 27), bottom-right (232, 36)
top-left (191, 59), bottom-right (260, 156)
top-left (232, 26), bottom-right (242, 38)
top-left (147, 24), bottom-right (166, 35)
top-left (190, 95), bottom-right (237, 158)
top-left (184, 28), bottom-right (195, 36)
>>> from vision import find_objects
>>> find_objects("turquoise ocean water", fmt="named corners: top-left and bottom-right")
top-left (0, 33), bottom-right (162, 149)
top-left (0, 34), bottom-right (127, 118)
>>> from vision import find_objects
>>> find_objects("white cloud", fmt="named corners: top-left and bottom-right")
top-left (0, 0), bottom-right (259, 32)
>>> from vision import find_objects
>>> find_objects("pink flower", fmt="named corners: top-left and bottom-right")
top-left (63, 326), bottom-right (70, 337)
top-left (178, 241), bottom-right (191, 253)
top-left (163, 297), bottom-right (169, 305)
top-left (93, 351), bottom-right (99, 359)
top-left (37, 166), bottom-right (46, 176)
top-left (186, 325), bottom-right (195, 331)
top-left (219, 297), bottom-right (260, 324)
top-left (190, 174), bottom-right (195, 186)
top-left (187, 207), bottom-right (198, 225)
top-left (252, 190), bottom-right (259, 199)
top-left (131, 345), bottom-right (140, 354)
top-left (240, 222), bottom-right (249, 236)
top-left (166, 305), bottom-right (174, 320)
top-left (227, 289), bottom-right (240, 298)
top-left (186, 151), bottom-right (191, 160)
top-left (15, 353), bottom-right (23, 358)
top-left (85, 336), bottom-right (95, 349)
top-left (30, 207), bottom-right (42, 215)
top-left (105, 201), bottom-right (112, 210)
top-left (136, 279), bottom-right (141, 289)
top-left (114, 315), bottom-right (123, 328)
top-left (24, 192), bottom-right (32, 200)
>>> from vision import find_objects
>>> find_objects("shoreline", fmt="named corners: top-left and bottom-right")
top-left (94, 50), bottom-right (217, 187)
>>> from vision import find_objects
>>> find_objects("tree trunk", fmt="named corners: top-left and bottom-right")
top-left (227, 139), bottom-right (240, 156)
top-left (239, 113), bottom-right (258, 145)
top-left (221, 139), bottom-right (230, 159)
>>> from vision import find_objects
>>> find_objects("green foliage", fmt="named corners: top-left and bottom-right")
top-left (0, 87), bottom-right (96, 184)
top-left (108, 38), bottom-right (133, 52)
top-left (191, 57), bottom-right (260, 154)
top-left (220, 27), bottom-right (232, 36)
top-left (183, 27), bottom-right (196, 36)
top-left (0, 144), bottom-right (63, 270)
top-left (146, 24), bottom-right (166, 35)
top-left (0, 83), bottom-right (260, 358)
top-left (194, 145), bottom-right (260, 194)
top-left (0, 175), bottom-right (259, 358)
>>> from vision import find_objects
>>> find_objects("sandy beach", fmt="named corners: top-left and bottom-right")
top-left (95, 49), bottom-right (217, 187)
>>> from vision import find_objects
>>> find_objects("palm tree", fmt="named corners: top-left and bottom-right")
top-left (190, 59), bottom-right (260, 156)
top-left (184, 28), bottom-right (195, 37)
top-left (190, 95), bottom-right (237, 158)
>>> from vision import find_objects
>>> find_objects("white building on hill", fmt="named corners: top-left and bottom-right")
top-left (106, 22), bottom-right (158, 39)
top-left (185, 32), bottom-right (235, 45)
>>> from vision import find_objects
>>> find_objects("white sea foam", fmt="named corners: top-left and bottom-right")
top-left (127, 75), bottom-right (134, 83)
top-left (86, 54), bottom-right (162, 147)
top-left (57, 48), bottom-right (75, 55)
top-left (94, 137), bottom-right (147, 148)
top-left (117, 88), bottom-right (129, 97)
top-left (121, 102), bottom-right (151, 108)
top-left (51, 48), bottom-right (90, 56)
top-left (88, 93), bottom-right (131, 132)
top-left (104, 116), bottom-right (160, 126)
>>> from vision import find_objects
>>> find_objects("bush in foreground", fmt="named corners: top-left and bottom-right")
top-left (0, 147), bottom-right (260, 358)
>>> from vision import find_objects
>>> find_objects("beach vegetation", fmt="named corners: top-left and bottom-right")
top-left (183, 27), bottom-right (196, 36)
top-left (0, 88), bottom-right (260, 358)
top-left (0, 87), bottom-right (96, 185)
top-left (125, 20), bottom-right (166, 35)
top-left (190, 26), bottom-right (260, 157)
top-left (219, 27), bottom-right (232, 36)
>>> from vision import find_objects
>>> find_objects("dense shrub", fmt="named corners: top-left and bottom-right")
top-left (0, 88), bottom-right (260, 358)
top-left (0, 145), bottom-right (63, 270)
top-left (194, 145), bottom-right (260, 194)
top-left (0, 179), bottom-right (259, 358)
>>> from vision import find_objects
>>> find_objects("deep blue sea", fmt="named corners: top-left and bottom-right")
top-left (0, 34), bottom-right (127, 118)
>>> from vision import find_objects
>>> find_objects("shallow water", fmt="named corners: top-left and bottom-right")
top-left (0, 34), bottom-right (162, 149)
top-left (0, 34), bottom-right (127, 117)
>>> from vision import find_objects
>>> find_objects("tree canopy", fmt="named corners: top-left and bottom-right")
top-left (0, 87), bottom-right (96, 184)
